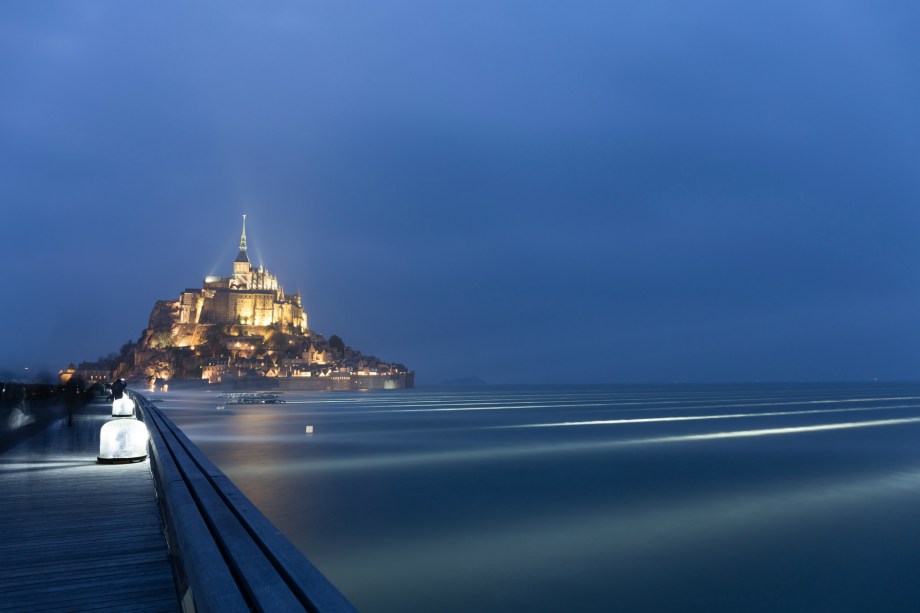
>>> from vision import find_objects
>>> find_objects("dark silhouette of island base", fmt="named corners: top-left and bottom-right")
top-left (441, 377), bottom-right (487, 386)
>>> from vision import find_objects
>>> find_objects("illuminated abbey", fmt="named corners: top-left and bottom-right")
top-left (93, 215), bottom-right (414, 390)
top-left (177, 215), bottom-right (308, 331)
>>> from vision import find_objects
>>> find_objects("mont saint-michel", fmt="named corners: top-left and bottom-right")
top-left (68, 216), bottom-right (413, 390)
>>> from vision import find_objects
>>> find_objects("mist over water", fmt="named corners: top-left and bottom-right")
top-left (152, 384), bottom-right (920, 612)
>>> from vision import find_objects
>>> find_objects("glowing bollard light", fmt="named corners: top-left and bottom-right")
top-left (112, 395), bottom-right (135, 417)
top-left (98, 419), bottom-right (149, 464)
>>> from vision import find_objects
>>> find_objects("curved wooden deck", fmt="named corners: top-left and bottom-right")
top-left (0, 397), bottom-right (178, 612)
top-left (0, 390), bottom-right (355, 612)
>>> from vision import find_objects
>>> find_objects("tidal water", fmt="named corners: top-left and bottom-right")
top-left (149, 383), bottom-right (920, 612)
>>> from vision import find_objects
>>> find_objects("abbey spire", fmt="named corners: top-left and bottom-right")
top-left (235, 214), bottom-right (250, 264)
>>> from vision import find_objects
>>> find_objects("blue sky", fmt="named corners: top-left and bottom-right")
top-left (2, 2), bottom-right (920, 384)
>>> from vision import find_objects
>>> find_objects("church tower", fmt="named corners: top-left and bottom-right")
top-left (232, 214), bottom-right (251, 289)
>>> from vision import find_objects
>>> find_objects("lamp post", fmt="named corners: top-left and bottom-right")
top-left (98, 391), bottom-right (148, 464)
top-left (97, 418), bottom-right (148, 464)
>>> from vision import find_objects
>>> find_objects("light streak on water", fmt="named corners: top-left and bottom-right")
top-left (501, 402), bottom-right (920, 428)
top-left (284, 395), bottom-right (920, 415)
top-left (213, 414), bottom-right (920, 477)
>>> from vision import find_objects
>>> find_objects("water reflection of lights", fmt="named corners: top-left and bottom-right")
top-left (227, 416), bottom-right (920, 477)
top-left (501, 403), bottom-right (920, 428)
top-left (282, 396), bottom-right (920, 415)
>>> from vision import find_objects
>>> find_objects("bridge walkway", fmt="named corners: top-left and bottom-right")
top-left (0, 397), bottom-right (178, 612)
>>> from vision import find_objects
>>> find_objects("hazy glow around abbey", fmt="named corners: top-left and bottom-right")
top-left (75, 216), bottom-right (413, 390)
top-left (177, 215), bottom-right (308, 332)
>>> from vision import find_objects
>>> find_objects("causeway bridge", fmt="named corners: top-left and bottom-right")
top-left (0, 388), bottom-right (357, 612)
